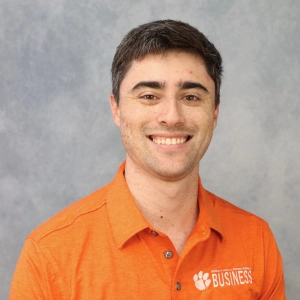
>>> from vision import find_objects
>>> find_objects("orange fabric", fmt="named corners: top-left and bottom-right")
top-left (10, 162), bottom-right (285, 299)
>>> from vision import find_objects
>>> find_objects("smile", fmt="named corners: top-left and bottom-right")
top-left (148, 135), bottom-right (191, 145)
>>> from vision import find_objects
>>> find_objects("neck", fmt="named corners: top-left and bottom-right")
top-left (124, 158), bottom-right (199, 254)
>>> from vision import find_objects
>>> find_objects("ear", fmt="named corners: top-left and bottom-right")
top-left (213, 102), bottom-right (220, 129)
top-left (110, 94), bottom-right (120, 127)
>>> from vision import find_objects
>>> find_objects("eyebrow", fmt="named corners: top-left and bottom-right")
top-left (131, 81), bottom-right (165, 92)
top-left (179, 81), bottom-right (208, 93)
top-left (130, 80), bottom-right (209, 93)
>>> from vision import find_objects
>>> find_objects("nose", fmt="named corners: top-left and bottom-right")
top-left (157, 98), bottom-right (184, 127)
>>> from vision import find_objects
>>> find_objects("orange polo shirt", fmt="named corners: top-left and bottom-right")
top-left (10, 162), bottom-right (285, 299)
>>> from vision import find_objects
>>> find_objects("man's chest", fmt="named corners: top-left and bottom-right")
top-left (53, 231), bottom-right (260, 299)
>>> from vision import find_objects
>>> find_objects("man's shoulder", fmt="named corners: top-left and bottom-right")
top-left (28, 183), bottom-right (110, 243)
top-left (205, 189), bottom-right (268, 228)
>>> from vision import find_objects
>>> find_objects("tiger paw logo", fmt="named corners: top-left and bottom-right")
top-left (193, 271), bottom-right (211, 291)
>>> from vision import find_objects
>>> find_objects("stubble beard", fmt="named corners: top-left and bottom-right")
top-left (144, 154), bottom-right (199, 182)
top-left (122, 123), bottom-right (213, 182)
top-left (137, 136), bottom-right (211, 183)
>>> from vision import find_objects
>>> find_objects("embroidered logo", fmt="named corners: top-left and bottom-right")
top-left (193, 271), bottom-right (211, 290)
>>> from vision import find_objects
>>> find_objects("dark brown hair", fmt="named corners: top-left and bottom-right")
top-left (111, 20), bottom-right (223, 106)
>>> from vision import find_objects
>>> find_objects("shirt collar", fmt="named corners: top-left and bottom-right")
top-left (197, 178), bottom-right (225, 240)
top-left (106, 162), bottom-right (149, 249)
top-left (106, 162), bottom-right (224, 249)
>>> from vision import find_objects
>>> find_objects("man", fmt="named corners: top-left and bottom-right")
top-left (10, 20), bottom-right (285, 299)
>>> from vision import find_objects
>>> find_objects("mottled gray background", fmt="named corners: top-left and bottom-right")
top-left (1, 0), bottom-right (299, 299)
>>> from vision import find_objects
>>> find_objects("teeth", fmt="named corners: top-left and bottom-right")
top-left (152, 137), bottom-right (188, 145)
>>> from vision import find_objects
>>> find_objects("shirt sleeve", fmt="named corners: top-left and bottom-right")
top-left (9, 238), bottom-right (60, 300)
top-left (258, 224), bottom-right (286, 299)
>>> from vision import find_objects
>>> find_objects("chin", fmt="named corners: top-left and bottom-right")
top-left (148, 163), bottom-right (197, 182)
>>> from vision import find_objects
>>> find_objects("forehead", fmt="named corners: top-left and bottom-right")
top-left (121, 51), bottom-right (214, 90)
top-left (133, 50), bottom-right (206, 71)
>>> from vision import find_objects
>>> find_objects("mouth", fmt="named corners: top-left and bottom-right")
top-left (148, 135), bottom-right (192, 145)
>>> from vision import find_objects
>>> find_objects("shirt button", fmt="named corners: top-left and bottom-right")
top-left (164, 251), bottom-right (173, 259)
top-left (151, 230), bottom-right (158, 236)
top-left (176, 282), bottom-right (182, 290)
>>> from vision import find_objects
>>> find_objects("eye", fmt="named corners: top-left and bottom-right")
top-left (140, 94), bottom-right (157, 100)
top-left (183, 95), bottom-right (199, 101)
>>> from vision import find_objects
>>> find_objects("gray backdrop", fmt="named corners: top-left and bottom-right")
top-left (1, 0), bottom-right (299, 299)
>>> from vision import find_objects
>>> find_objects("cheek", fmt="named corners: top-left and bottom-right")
top-left (119, 117), bottom-right (136, 141)
top-left (120, 120), bottom-right (130, 137)
top-left (120, 108), bottom-right (150, 130)
top-left (191, 109), bottom-right (213, 125)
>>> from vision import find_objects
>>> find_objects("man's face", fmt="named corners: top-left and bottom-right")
top-left (110, 51), bottom-right (219, 181)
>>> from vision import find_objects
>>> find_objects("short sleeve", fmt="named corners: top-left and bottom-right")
top-left (9, 238), bottom-right (59, 300)
top-left (259, 224), bottom-right (286, 299)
